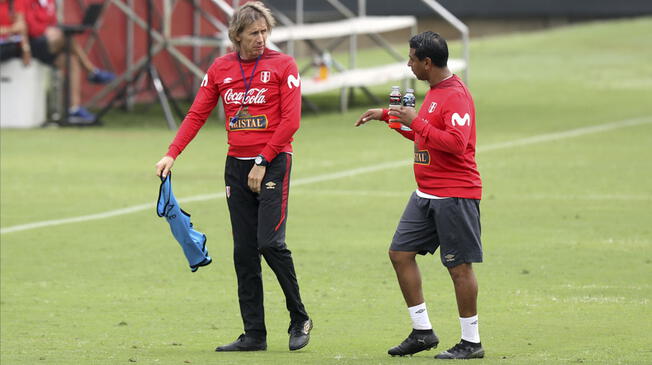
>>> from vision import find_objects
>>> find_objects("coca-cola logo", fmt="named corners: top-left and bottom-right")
top-left (223, 88), bottom-right (268, 105)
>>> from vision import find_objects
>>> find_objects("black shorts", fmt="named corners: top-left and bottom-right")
top-left (0, 37), bottom-right (57, 64)
top-left (29, 36), bottom-right (58, 65)
top-left (0, 41), bottom-right (21, 61)
top-left (390, 192), bottom-right (483, 267)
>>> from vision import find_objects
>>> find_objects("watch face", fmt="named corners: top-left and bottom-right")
top-left (255, 156), bottom-right (262, 165)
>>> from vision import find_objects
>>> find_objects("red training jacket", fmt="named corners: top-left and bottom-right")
top-left (167, 48), bottom-right (301, 162)
top-left (24, 0), bottom-right (56, 38)
top-left (386, 75), bottom-right (482, 199)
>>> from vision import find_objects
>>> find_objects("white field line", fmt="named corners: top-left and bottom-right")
top-left (1, 116), bottom-right (650, 235)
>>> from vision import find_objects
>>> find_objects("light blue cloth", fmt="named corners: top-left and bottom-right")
top-left (157, 173), bottom-right (212, 272)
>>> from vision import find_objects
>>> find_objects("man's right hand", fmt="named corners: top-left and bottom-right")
top-left (354, 108), bottom-right (383, 127)
top-left (155, 156), bottom-right (175, 178)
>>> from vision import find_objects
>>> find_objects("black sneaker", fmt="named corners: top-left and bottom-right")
top-left (388, 329), bottom-right (439, 356)
top-left (288, 319), bottom-right (312, 351)
top-left (435, 339), bottom-right (484, 359)
top-left (215, 334), bottom-right (266, 352)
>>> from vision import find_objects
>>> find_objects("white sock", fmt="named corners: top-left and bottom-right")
top-left (408, 303), bottom-right (432, 330)
top-left (460, 315), bottom-right (480, 343)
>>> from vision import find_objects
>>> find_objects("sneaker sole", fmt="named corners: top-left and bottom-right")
top-left (434, 348), bottom-right (484, 359)
top-left (389, 342), bottom-right (439, 357)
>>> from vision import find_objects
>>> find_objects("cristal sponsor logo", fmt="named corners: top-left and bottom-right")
top-left (265, 181), bottom-right (276, 190)
top-left (223, 88), bottom-right (268, 105)
top-left (428, 102), bottom-right (437, 113)
top-left (260, 71), bottom-right (271, 83)
top-left (201, 74), bottom-right (209, 87)
top-left (287, 74), bottom-right (301, 89)
top-left (229, 115), bottom-right (268, 130)
top-left (445, 254), bottom-right (455, 262)
top-left (451, 112), bottom-right (470, 126)
top-left (414, 145), bottom-right (430, 165)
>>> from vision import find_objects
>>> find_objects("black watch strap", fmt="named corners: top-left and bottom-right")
top-left (255, 154), bottom-right (268, 167)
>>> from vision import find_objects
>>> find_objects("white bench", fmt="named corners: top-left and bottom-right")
top-left (0, 58), bottom-right (49, 128)
top-left (301, 58), bottom-right (467, 95)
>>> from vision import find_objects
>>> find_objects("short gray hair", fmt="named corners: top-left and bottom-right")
top-left (228, 1), bottom-right (276, 51)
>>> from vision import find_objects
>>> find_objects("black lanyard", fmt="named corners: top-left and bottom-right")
top-left (237, 54), bottom-right (261, 107)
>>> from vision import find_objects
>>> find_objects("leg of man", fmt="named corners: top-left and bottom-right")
top-left (448, 263), bottom-right (478, 318)
top-left (71, 39), bottom-right (95, 73)
top-left (389, 250), bottom-right (423, 307)
top-left (256, 153), bottom-right (311, 350)
top-left (60, 53), bottom-right (82, 109)
top-left (434, 198), bottom-right (484, 360)
top-left (70, 40), bottom-right (115, 83)
top-left (217, 157), bottom-right (267, 351)
top-left (387, 193), bottom-right (439, 356)
top-left (43, 27), bottom-right (64, 54)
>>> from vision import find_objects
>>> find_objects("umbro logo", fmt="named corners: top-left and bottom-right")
top-left (265, 181), bottom-right (276, 190)
top-left (223, 77), bottom-right (233, 84)
top-left (445, 254), bottom-right (455, 262)
top-left (415, 309), bottom-right (425, 314)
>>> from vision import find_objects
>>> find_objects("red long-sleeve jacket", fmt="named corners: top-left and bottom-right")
top-left (385, 75), bottom-right (482, 199)
top-left (167, 48), bottom-right (301, 162)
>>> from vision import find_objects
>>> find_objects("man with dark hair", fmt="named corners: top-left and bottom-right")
top-left (155, 1), bottom-right (312, 353)
top-left (355, 31), bottom-right (485, 360)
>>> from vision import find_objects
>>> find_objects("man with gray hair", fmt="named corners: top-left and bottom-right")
top-left (155, 1), bottom-right (312, 352)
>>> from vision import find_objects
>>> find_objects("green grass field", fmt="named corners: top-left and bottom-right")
top-left (2, 17), bottom-right (652, 364)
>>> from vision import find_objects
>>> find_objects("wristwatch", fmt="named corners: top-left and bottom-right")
top-left (254, 154), bottom-right (268, 167)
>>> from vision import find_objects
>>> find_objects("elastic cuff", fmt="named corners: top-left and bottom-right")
top-left (381, 108), bottom-right (390, 122)
top-left (166, 147), bottom-right (180, 159)
top-left (259, 149), bottom-right (275, 162)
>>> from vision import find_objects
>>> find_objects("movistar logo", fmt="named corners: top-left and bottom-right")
top-left (451, 112), bottom-right (470, 126)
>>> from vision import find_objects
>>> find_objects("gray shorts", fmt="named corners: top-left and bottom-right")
top-left (390, 192), bottom-right (483, 267)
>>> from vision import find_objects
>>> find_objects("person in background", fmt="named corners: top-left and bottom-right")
top-left (155, 1), bottom-right (312, 353)
top-left (23, 0), bottom-right (115, 122)
top-left (0, 0), bottom-right (30, 65)
top-left (355, 31), bottom-right (485, 360)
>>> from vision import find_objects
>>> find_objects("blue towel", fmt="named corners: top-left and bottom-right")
top-left (157, 173), bottom-right (212, 272)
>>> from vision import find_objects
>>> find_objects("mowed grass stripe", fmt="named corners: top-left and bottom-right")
top-left (2, 115), bottom-right (649, 235)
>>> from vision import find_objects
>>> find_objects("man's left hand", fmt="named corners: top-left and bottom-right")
top-left (388, 106), bottom-right (417, 127)
top-left (248, 165), bottom-right (266, 193)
